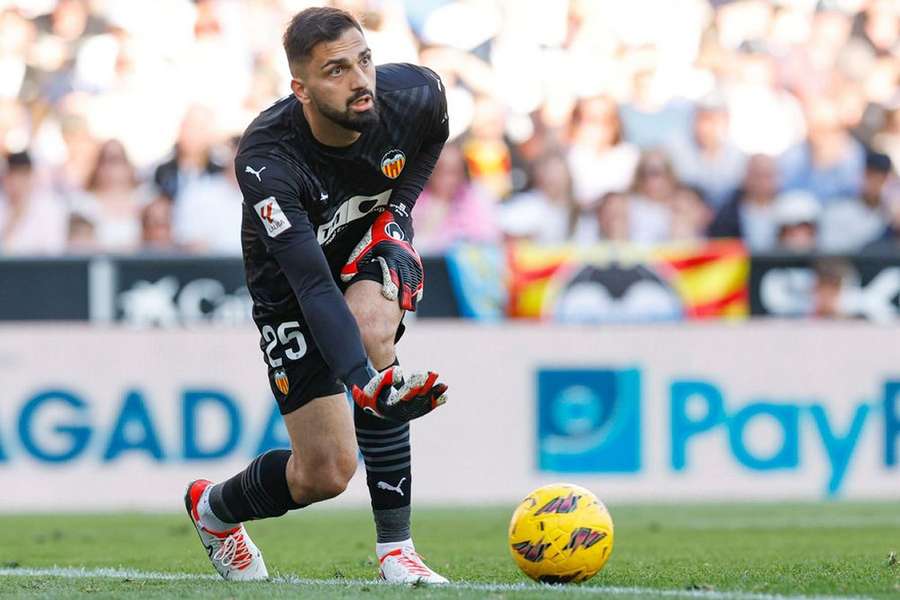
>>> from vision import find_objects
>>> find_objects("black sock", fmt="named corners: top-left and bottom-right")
top-left (355, 357), bottom-right (413, 542)
top-left (208, 449), bottom-right (305, 523)
top-left (355, 405), bottom-right (411, 511)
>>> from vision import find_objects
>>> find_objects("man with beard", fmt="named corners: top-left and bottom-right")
top-left (184, 6), bottom-right (450, 583)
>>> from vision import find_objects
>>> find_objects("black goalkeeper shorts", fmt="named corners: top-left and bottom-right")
top-left (265, 261), bottom-right (406, 415)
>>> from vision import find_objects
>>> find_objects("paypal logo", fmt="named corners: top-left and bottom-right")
top-left (671, 379), bottom-right (898, 495)
top-left (537, 369), bottom-right (641, 473)
top-left (537, 369), bottom-right (900, 496)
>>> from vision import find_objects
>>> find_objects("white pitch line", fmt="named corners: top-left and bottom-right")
top-left (0, 567), bottom-right (876, 600)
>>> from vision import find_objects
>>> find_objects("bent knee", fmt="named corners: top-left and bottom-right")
top-left (288, 451), bottom-right (357, 503)
top-left (359, 321), bottom-right (396, 356)
top-left (315, 469), bottom-right (353, 499)
top-left (313, 456), bottom-right (357, 500)
top-left (347, 285), bottom-right (400, 343)
top-left (349, 304), bottom-right (393, 342)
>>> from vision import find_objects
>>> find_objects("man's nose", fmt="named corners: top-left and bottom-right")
top-left (349, 65), bottom-right (370, 91)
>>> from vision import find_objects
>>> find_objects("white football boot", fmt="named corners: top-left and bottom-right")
top-left (379, 545), bottom-right (448, 584)
top-left (184, 479), bottom-right (268, 581)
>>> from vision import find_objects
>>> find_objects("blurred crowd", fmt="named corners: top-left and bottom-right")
top-left (1, 0), bottom-right (899, 257)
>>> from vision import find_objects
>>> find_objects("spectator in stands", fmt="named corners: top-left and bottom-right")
top-left (0, 7), bottom-right (33, 102)
top-left (773, 190), bottom-right (820, 252)
top-left (853, 0), bottom-right (900, 57)
top-left (140, 194), bottom-right (176, 253)
top-left (567, 95), bottom-right (639, 207)
top-left (872, 101), bottom-right (900, 176)
top-left (153, 105), bottom-right (223, 202)
top-left (708, 154), bottom-right (781, 251)
top-left (819, 152), bottom-right (893, 252)
top-left (461, 96), bottom-right (513, 200)
top-left (33, 0), bottom-right (107, 51)
top-left (626, 149), bottom-right (678, 244)
top-left (172, 136), bottom-right (242, 255)
top-left (499, 151), bottom-right (591, 245)
top-left (862, 184), bottom-right (900, 253)
top-left (780, 97), bottom-right (865, 203)
top-left (0, 97), bottom-right (28, 158)
top-left (52, 108), bottom-right (98, 195)
top-left (65, 212), bottom-right (98, 253)
top-left (670, 185), bottom-right (713, 243)
top-left (595, 192), bottom-right (630, 243)
top-left (668, 93), bottom-right (746, 210)
top-left (412, 143), bottom-right (498, 253)
top-left (724, 46), bottom-right (806, 157)
top-left (29, 0), bottom-right (109, 105)
top-left (72, 139), bottom-right (144, 251)
top-left (781, 6), bottom-right (853, 102)
top-left (811, 258), bottom-right (855, 320)
top-left (618, 48), bottom-right (692, 150)
top-left (0, 151), bottom-right (68, 254)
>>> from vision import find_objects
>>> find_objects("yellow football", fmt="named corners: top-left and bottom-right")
top-left (508, 483), bottom-right (614, 583)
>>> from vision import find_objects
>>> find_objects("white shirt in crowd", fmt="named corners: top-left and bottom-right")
top-left (69, 190), bottom-right (144, 251)
top-left (627, 195), bottom-right (671, 245)
top-left (667, 138), bottom-right (746, 210)
top-left (0, 190), bottom-right (68, 255)
top-left (499, 190), bottom-right (597, 245)
top-left (567, 143), bottom-right (640, 206)
top-left (739, 203), bottom-right (779, 252)
top-left (818, 199), bottom-right (887, 253)
top-left (173, 173), bottom-right (243, 255)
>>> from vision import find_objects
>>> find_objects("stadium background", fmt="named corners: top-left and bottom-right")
top-left (1, 0), bottom-right (899, 513)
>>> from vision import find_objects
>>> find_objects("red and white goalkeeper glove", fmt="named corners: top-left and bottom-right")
top-left (340, 211), bottom-right (424, 311)
top-left (350, 365), bottom-right (448, 422)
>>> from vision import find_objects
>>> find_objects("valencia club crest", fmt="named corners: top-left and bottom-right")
top-left (274, 369), bottom-right (289, 395)
top-left (381, 149), bottom-right (406, 179)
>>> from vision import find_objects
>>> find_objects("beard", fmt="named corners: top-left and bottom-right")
top-left (312, 89), bottom-right (380, 133)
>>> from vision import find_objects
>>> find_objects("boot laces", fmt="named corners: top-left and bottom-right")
top-left (395, 549), bottom-right (433, 578)
top-left (213, 530), bottom-right (254, 570)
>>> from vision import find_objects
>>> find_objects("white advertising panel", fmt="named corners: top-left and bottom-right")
top-left (0, 322), bottom-right (897, 510)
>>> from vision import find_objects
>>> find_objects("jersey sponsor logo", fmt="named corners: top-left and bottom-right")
top-left (254, 197), bottom-right (291, 237)
top-left (244, 165), bottom-right (266, 182)
top-left (316, 189), bottom-right (393, 246)
top-left (380, 149), bottom-right (406, 179)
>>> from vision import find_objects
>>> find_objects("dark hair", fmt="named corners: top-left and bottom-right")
top-left (283, 7), bottom-right (362, 75)
top-left (86, 139), bottom-right (137, 192)
top-left (5, 151), bottom-right (32, 171)
top-left (865, 151), bottom-right (892, 174)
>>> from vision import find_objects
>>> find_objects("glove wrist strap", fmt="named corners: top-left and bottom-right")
top-left (387, 207), bottom-right (414, 241)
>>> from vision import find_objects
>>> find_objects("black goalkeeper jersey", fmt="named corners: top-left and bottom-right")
top-left (234, 62), bottom-right (448, 388)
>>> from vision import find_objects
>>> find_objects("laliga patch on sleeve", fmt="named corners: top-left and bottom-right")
top-left (254, 196), bottom-right (292, 237)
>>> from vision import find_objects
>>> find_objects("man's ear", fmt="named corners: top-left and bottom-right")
top-left (291, 78), bottom-right (310, 105)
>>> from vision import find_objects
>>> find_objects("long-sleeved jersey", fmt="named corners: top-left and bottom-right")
top-left (235, 63), bottom-right (449, 388)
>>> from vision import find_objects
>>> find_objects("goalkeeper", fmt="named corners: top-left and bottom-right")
top-left (184, 5), bottom-right (449, 584)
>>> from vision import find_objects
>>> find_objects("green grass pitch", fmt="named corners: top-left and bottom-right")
top-left (0, 502), bottom-right (897, 599)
